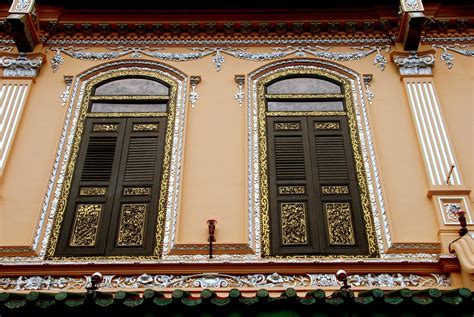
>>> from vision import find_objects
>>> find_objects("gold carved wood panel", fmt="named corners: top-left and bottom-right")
top-left (117, 203), bottom-right (147, 247)
top-left (280, 202), bottom-right (308, 245)
top-left (324, 202), bottom-right (355, 245)
top-left (69, 204), bottom-right (103, 247)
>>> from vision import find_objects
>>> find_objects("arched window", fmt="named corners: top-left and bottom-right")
top-left (263, 74), bottom-right (370, 256)
top-left (55, 75), bottom-right (172, 257)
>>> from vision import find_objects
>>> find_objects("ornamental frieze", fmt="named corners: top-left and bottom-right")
top-left (0, 272), bottom-right (452, 291)
top-left (49, 46), bottom-right (390, 72)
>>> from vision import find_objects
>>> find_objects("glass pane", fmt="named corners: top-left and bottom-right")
top-left (267, 101), bottom-right (344, 112)
top-left (94, 78), bottom-right (169, 96)
top-left (267, 77), bottom-right (342, 94)
top-left (90, 103), bottom-right (167, 113)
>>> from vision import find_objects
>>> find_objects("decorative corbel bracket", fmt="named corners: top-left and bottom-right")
top-left (189, 76), bottom-right (201, 108)
top-left (0, 52), bottom-right (45, 78)
top-left (391, 50), bottom-right (435, 76)
top-left (6, 0), bottom-right (40, 52)
top-left (234, 75), bottom-right (245, 107)
top-left (397, 0), bottom-right (426, 51)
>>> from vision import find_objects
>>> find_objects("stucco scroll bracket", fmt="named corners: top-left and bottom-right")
top-left (0, 52), bottom-right (45, 78)
top-left (60, 75), bottom-right (73, 107)
top-left (234, 75), bottom-right (245, 107)
top-left (362, 74), bottom-right (374, 104)
top-left (391, 50), bottom-right (435, 76)
top-left (189, 76), bottom-right (201, 108)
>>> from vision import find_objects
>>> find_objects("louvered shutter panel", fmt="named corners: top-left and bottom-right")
top-left (266, 117), bottom-right (320, 255)
top-left (267, 116), bottom-right (369, 256)
top-left (309, 116), bottom-right (368, 255)
top-left (56, 118), bottom-right (126, 256)
top-left (106, 117), bottom-right (166, 255)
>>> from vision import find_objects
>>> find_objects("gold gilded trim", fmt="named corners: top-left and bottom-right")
top-left (92, 123), bottom-right (118, 132)
top-left (133, 123), bottom-right (159, 132)
top-left (325, 202), bottom-right (355, 245)
top-left (321, 185), bottom-right (349, 195)
top-left (123, 187), bottom-right (151, 196)
top-left (69, 204), bottom-right (102, 247)
top-left (79, 187), bottom-right (107, 196)
top-left (117, 203), bottom-right (147, 247)
top-left (280, 202), bottom-right (308, 245)
top-left (266, 111), bottom-right (346, 117)
top-left (274, 122), bottom-right (300, 131)
top-left (46, 68), bottom-right (180, 260)
top-left (265, 93), bottom-right (345, 100)
top-left (87, 112), bottom-right (167, 118)
top-left (90, 95), bottom-right (169, 101)
top-left (315, 122), bottom-right (340, 130)
top-left (278, 186), bottom-right (306, 195)
top-left (258, 67), bottom-right (378, 258)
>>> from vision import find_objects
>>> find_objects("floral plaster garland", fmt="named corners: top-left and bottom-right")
top-left (0, 273), bottom-right (451, 291)
top-left (432, 44), bottom-right (474, 69)
top-left (49, 46), bottom-right (390, 72)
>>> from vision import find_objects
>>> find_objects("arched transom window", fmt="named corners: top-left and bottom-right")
top-left (259, 70), bottom-right (376, 257)
top-left (53, 72), bottom-right (176, 258)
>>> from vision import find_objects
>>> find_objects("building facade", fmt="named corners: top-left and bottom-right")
top-left (0, 0), bottom-right (473, 315)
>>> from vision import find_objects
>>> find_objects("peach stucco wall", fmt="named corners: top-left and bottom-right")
top-left (0, 44), bottom-right (472, 254)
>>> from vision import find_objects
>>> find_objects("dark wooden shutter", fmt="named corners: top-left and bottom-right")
top-left (308, 116), bottom-right (368, 255)
top-left (267, 117), bottom-right (320, 255)
top-left (267, 116), bottom-right (368, 256)
top-left (56, 117), bottom-right (166, 256)
top-left (106, 117), bottom-right (166, 255)
top-left (56, 118), bottom-right (126, 256)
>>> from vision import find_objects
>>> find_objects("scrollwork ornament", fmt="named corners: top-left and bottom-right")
top-left (0, 273), bottom-right (451, 291)
top-left (0, 53), bottom-right (43, 77)
top-left (393, 53), bottom-right (435, 75)
top-left (15, 0), bottom-right (31, 11)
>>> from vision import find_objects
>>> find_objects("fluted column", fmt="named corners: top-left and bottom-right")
top-left (0, 53), bottom-right (44, 176)
top-left (392, 50), bottom-right (472, 252)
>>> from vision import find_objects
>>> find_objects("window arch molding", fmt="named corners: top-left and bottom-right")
top-left (247, 59), bottom-right (384, 259)
top-left (45, 60), bottom-right (188, 260)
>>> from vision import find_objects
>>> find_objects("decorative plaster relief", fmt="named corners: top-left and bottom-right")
top-left (60, 75), bottom-right (73, 106)
top-left (0, 53), bottom-right (43, 77)
top-left (49, 46), bottom-right (390, 73)
top-left (392, 53), bottom-right (435, 76)
top-left (234, 75), bottom-right (245, 107)
top-left (189, 76), bottom-right (201, 108)
top-left (363, 74), bottom-right (374, 104)
top-left (402, 0), bottom-right (424, 12)
top-left (432, 44), bottom-right (474, 69)
top-left (437, 197), bottom-right (473, 226)
top-left (0, 273), bottom-right (451, 291)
